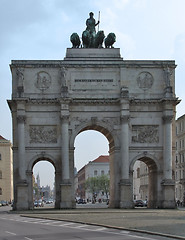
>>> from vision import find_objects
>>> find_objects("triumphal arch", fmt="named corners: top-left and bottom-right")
top-left (8, 14), bottom-right (179, 210)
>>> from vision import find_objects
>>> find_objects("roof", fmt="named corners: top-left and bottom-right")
top-left (91, 155), bottom-right (109, 163)
top-left (0, 135), bottom-right (7, 140)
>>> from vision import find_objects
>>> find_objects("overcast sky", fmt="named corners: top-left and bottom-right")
top-left (1, 0), bottom-right (185, 188)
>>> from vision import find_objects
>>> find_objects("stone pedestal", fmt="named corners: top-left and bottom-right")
top-left (119, 179), bottom-right (134, 208)
top-left (161, 179), bottom-right (176, 208)
top-left (60, 183), bottom-right (75, 208)
top-left (15, 182), bottom-right (29, 210)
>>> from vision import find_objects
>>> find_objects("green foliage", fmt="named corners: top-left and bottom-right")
top-left (85, 175), bottom-right (110, 199)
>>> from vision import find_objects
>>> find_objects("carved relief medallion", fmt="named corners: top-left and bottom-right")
top-left (29, 125), bottom-right (57, 143)
top-left (132, 125), bottom-right (159, 143)
top-left (137, 72), bottom-right (154, 90)
top-left (35, 71), bottom-right (51, 91)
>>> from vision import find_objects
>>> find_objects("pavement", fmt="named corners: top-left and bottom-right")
top-left (11, 205), bottom-right (185, 240)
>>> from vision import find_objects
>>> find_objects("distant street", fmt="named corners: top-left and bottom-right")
top-left (0, 206), bottom-right (179, 240)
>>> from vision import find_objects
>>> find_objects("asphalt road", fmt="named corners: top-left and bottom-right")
top-left (0, 207), bottom-right (179, 240)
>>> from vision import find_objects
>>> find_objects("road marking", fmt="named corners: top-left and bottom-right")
top-left (74, 224), bottom-right (89, 228)
top-left (25, 237), bottom-right (33, 240)
top-left (93, 227), bottom-right (106, 231)
top-left (59, 222), bottom-right (76, 226)
top-left (5, 231), bottom-right (16, 235)
top-left (120, 230), bottom-right (130, 234)
top-left (45, 221), bottom-right (62, 225)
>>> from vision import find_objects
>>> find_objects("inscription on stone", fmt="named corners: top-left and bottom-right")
top-left (137, 72), bottom-right (154, 90)
top-left (132, 125), bottom-right (159, 143)
top-left (75, 79), bottom-right (113, 83)
top-left (35, 71), bottom-right (51, 91)
top-left (29, 125), bottom-right (57, 143)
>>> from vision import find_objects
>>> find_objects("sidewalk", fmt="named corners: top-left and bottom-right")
top-left (19, 207), bottom-right (185, 239)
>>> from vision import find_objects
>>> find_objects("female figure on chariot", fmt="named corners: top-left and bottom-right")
top-left (86, 12), bottom-right (100, 36)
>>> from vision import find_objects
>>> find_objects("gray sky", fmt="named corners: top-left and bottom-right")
top-left (1, 0), bottom-right (185, 188)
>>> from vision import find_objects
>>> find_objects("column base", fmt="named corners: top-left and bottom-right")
top-left (161, 179), bottom-right (176, 209)
top-left (60, 182), bottom-right (75, 209)
top-left (14, 182), bottom-right (29, 210)
top-left (119, 179), bottom-right (134, 209)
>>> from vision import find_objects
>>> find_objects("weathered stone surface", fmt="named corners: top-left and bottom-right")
top-left (8, 48), bottom-right (179, 210)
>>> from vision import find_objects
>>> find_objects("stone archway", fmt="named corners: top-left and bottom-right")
top-left (70, 121), bottom-right (121, 208)
top-left (131, 154), bottom-right (160, 208)
top-left (26, 154), bottom-right (59, 210)
top-left (8, 48), bottom-right (179, 210)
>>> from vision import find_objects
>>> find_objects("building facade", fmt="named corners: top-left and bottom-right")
top-left (75, 155), bottom-right (109, 202)
top-left (175, 114), bottom-right (185, 205)
top-left (0, 135), bottom-right (13, 202)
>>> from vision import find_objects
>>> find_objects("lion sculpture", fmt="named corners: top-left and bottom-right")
top-left (82, 30), bottom-right (92, 48)
top-left (70, 33), bottom-right (81, 48)
top-left (104, 33), bottom-right (116, 48)
top-left (94, 31), bottom-right (105, 48)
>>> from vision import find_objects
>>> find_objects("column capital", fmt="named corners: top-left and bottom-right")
top-left (120, 115), bottom-right (130, 123)
top-left (61, 115), bottom-right (69, 123)
top-left (163, 115), bottom-right (173, 123)
top-left (17, 115), bottom-right (26, 123)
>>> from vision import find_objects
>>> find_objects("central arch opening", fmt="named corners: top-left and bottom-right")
top-left (74, 129), bottom-right (111, 208)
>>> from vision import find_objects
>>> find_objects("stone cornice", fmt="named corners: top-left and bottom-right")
top-left (10, 59), bottom-right (176, 69)
top-left (130, 98), bottom-right (180, 105)
top-left (71, 98), bottom-right (120, 104)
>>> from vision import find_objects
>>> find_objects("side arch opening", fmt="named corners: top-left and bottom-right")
top-left (32, 158), bottom-right (55, 209)
top-left (132, 156), bottom-right (158, 208)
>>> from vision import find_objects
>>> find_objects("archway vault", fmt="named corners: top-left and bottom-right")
top-left (70, 121), bottom-right (118, 152)
top-left (28, 153), bottom-right (57, 172)
top-left (130, 152), bottom-right (160, 173)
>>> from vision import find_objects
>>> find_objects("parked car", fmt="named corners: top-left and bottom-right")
top-left (134, 199), bottom-right (145, 207)
top-left (34, 200), bottom-right (44, 207)
top-left (0, 200), bottom-right (8, 206)
top-left (77, 199), bottom-right (86, 204)
top-left (46, 199), bottom-right (53, 204)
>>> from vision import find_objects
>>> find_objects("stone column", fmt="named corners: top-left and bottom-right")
top-left (120, 115), bottom-right (129, 180)
top-left (119, 97), bottom-right (133, 208)
top-left (61, 115), bottom-right (70, 181)
top-left (163, 115), bottom-right (173, 180)
top-left (60, 105), bottom-right (73, 208)
top-left (161, 114), bottom-right (175, 208)
top-left (17, 115), bottom-right (26, 181)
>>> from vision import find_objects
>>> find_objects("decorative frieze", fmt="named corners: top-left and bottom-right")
top-left (29, 125), bottom-right (57, 143)
top-left (132, 125), bottom-right (159, 143)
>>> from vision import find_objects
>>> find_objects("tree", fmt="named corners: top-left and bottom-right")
top-left (85, 177), bottom-right (99, 202)
top-left (97, 175), bottom-right (110, 200)
top-left (85, 175), bottom-right (110, 202)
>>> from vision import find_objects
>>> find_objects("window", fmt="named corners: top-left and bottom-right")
top-left (0, 188), bottom-right (2, 195)
top-left (0, 171), bottom-right (2, 179)
top-left (101, 170), bottom-right (104, 176)
top-left (0, 153), bottom-right (1, 160)
top-left (94, 170), bottom-right (97, 176)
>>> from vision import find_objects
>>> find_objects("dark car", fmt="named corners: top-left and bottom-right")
top-left (77, 199), bottom-right (86, 204)
top-left (134, 199), bottom-right (145, 207)
top-left (0, 200), bottom-right (8, 206)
